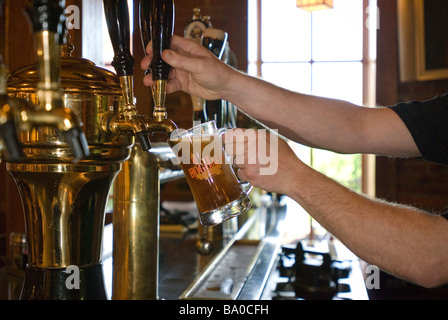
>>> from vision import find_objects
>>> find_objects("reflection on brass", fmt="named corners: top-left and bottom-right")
top-left (0, 62), bottom-right (7, 95)
top-left (146, 118), bottom-right (177, 135)
top-left (7, 49), bottom-right (133, 163)
top-left (34, 31), bottom-right (63, 111)
top-left (119, 75), bottom-right (135, 109)
top-left (152, 79), bottom-right (168, 121)
top-left (103, 75), bottom-right (145, 135)
top-left (7, 162), bottom-right (120, 268)
top-left (6, 43), bottom-right (133, 298)
top-left (112, 143), bottom-right (183, 300)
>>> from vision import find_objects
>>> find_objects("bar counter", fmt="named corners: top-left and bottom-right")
top-left (0, 195), bottom-right (338, 300)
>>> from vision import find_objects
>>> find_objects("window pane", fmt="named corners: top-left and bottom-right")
top-left (312, 0), bottom-right (363, 62)
top-left (261, 0), bottom-right (311, 62)
top-left (262, 62), bottom-right (312, 94)
top-left (312, 62), bottom-right (363, 105)
top-left (312, 149), bottom-right (362, 193)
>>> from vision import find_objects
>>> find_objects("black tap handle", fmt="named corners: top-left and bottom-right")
top-left (25, 0), bottom-right (66, 42)
top-left (63, 126), bottom-right (90, 161)
top-left (139, 0), bottom-right (152, 55)
top-left (0, 120), bottom-right (24, 162)
top-left (147, 0), bottom-right (174, 81)
top-left (103, 0), bottom-right (134, 77)
top-left (136, 131), bottom-right (152, 151)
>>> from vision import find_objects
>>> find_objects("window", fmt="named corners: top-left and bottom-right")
top-left (248, 0), bottom-right (377, 239)
top-left (249, 0), bottom-right (376, 193)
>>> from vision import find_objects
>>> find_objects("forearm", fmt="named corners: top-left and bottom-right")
top-left (286, 160), bottom-right (448, 288)
top-left (148, 36), bottom-right (420, 157)
top-left (223, 71), bottom-right (368, 153)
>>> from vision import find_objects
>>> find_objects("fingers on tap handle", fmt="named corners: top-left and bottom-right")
top-left (103, 0), bottom-right (135, 77)
top-left (149, 0), bottom-right (175, 81)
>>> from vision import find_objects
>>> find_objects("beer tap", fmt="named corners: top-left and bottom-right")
top-left (201, 27), bottom-right (229, 127)
top-left (0, 0), bottom-right (23, 162)
top-left (19, 0), bottom-right (90, 161)
top-left (110, 0), bottom-right (179, 300)
top-left (140, 0), bottom-right (176, 136)
top-left (0, 57), bottom-right (24, 162)
top-left (102, 0), bottom-right (151, 151)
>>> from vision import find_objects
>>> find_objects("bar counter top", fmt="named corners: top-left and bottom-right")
top-left (0, 196), bottom-right (319, 300)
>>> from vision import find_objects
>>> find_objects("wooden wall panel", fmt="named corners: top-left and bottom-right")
top-left (375, 0), bottom-right (448, 214)
top-left (372, 0), bottom-right (448, 300)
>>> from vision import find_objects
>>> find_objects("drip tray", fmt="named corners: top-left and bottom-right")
top-left (181, 240), bottom-right (263, 300)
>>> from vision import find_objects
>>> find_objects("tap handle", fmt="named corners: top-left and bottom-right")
top-left (202, 28), bottom-right (228, 60)
top-left (0, 120), bottom-right (24, 162)
top-left (139, 0), bottom-right (152, 55)
top-left (63, 127), bottom-right (90, 161)
top-left (103, 0), bottom-right (134, 77)
top-left (135, 130), bottom-right (151, 151)
top-left (25, 0), bottom-right (66, 40)
top-left (145, 0), bottom-right (174, 81)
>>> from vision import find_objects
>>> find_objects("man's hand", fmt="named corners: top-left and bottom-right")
top-left (141, 35), bottom-right (236, 101)
top-left (223, 128), bottom-right (305, 195)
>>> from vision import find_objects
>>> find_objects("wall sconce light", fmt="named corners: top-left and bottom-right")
top-left (296, 0), bottom-right (334, 12)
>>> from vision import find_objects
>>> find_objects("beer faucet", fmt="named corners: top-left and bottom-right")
top-left (17, 0), bottom-right (90, 161)
top-left (0, 58), bottom-right (24, 162)
top-left (110, 0), bottom-right (179, 300)
top-left (0, 0), bottom-right (23, 162)
top-left (102, 0), bottom-right (151, 151)
top-left (140, 0), bottom-right (177, 136)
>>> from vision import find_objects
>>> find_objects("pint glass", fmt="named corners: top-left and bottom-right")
top-left (168, 121), bottom-right (252, 227)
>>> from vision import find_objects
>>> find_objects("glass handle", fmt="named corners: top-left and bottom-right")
top-left (240, 181), bottom-right (253, 195)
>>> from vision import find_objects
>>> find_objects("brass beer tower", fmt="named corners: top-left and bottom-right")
top-left (102, 0), bottom-right (180, 300)
top-left (5, 0), bottom-right (135, 299)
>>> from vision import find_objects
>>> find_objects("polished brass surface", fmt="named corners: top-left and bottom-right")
top-left (34, 31), bottom-right (63, 111)
top-left (119, 75), bottom-right (135, 109)
top-left (6, 39), bottom-right (133, 298)
top-left (112, 143), bottom-right (183, 300)
top-left (7, 50), bottom-right (133, 164)
top-left (152, 80), bottom-right (168, 121)
top-left (0, 62), bottom-right (6, 95)
top-left (0, 96), bottom-right (10, 126)
top-left (7, 162), bottom-right (120, 268)
top-left (146, 118), bottom-right (177, 135)
top-left (100, 75), bottom-right (148, 141)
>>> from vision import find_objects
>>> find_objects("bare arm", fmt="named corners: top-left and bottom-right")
top-left (224, 71), bottom-right (420, 157)
top-left (230, 131), bottom-right (448, 288)
top-left (287, 157), bottom-right (448, 288)
top-left (142, 35), bottom-right (420, 158)
top-left (144, 36), bottom-right (448, 287)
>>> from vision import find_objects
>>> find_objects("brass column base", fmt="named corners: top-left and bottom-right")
top-left (20, 263), bottom-right (107, 300)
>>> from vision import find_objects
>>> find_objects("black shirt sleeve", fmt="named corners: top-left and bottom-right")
top-left (442, 211), bottom-right (448, 221)
top-left (389, 93), bottom-right (448, 165)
